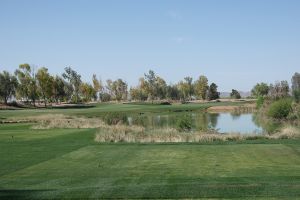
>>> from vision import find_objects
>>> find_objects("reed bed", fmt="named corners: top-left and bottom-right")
top-left (95, 125), bottom-right (300, 143)
top-left (29, 114), bottom-right (105, 129)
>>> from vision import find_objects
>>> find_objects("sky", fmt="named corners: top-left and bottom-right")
top-left (0, 0), bottom-right (299, 92)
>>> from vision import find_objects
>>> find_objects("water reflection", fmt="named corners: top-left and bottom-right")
top-left (128, 111), bottom-right (271, 134)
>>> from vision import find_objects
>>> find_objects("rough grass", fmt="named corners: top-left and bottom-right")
top-left (30, 114), bottom-right (105, 129)
top-left (95, 125), bottom-right (300, 143)
top-left (269, 126), bottom-right (300, 139)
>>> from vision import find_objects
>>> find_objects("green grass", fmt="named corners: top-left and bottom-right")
top-left (0, 123), bottom-right (300, 199)
top-left (0, 101), bottom-right (245, 119)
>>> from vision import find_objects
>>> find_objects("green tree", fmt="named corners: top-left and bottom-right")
top-left (208, 83), bottom-right (220, 100)
top-left (130, 87), bottom-right (147, 101)
top-left (15, 64), bottom-right (38, 106)
top-left (100, 93), bottom-right (111, 102)
top-left (251, 82), bottom-right (269, 97)
top-left (62, 67), bottom-right (82, 103)
top-left (92, 74), bottom-right (103, 101)
top-left (0, 71), bottom-right (18, 104)
top-left (111, 79), bottom-right (128, 101)
top-left (194, 75), bottom-right (208, 100)
top-left (144, 70), bottom-right (157, 102)
top-left (53, 75), bottom-right (67, 103)
top-left (177, 81), bottom-right (188, 101)
top-left (156, 76), bottom-right (167, 100)
top-left (183, 77), bottom-right (194, 100)
top-left (166, 84), bottom-right (180, 100)
top-left (267, 98), bottom-right (292, 119)
top-left (80, 82), bottom-right (96, 102)
top-left (105, 79), bottom-right (113, 96)
top-left (143, 70), bottom-right (168, 102)
top-left (230, 89), bottom-right (241, 99)
top-left (36, 67), bottom-right (53, 107)
top-left (129, 77), bottom-right (148, 101)
top-left (291, 72), bottom-right (300, 103)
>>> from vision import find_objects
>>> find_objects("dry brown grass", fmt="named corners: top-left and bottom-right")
top-left (268, 126), bottom-right (300, 139)
top-left (29, 114), bottom-right (105, 129)
top-left (94, 127), bottom-right (266, 143)
top-left (95, 124), bottom-right (300, 143)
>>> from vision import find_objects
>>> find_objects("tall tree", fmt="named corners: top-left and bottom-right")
top-left (111, 79), bottom-right (128, 101)
top-left (291, 72), bottom-right (300, 102)
top-left (130, 87), bottom-right (147, 101)
top-left (208, 83), bottom-right (220, 100)
top-left (251, 82), bottom-right (269, 97)
top-left (269, 80), bottom-right (290, 100)
top-left (62, 67), bottom-right (82, 103)
top-left (15, 64), bottom-right (38, 106)
top-left (106, 79), bottom-right (113, 96)
top-left (0, 71), bottom-right (18, 104)
top-left (36, 67), bottom-right (53, 107)
top-left (230, 89), bottom-right (241, 99)
top-left (92, 74), bottom-right (103, 101)
top-left (166, 84), bottom-right (180, 100)
top-left (52, 75), bottom-right (66, 103)
top-left (144, 70), bottom-right (157, 102)
top-left (184, 76), bottom-right (194, 100)
top-left (194, 75), bottom-right (208, 100)
top-left (129, 77), bottom-right (148, 101)
top-left (177, 81), bottom-right (188, 101)
top-left (80, 82), bottom-right (96, 102)
top-left (155, 76), bottom-right (167, 100)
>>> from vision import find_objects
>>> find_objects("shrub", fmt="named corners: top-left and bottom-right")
top-left (230, 89), bottom-right (241, 99)
top-left (267, 99), bottom-right (292, 119)
top-left (100, 93), bottom-right (111, 102)
top-left (160, 101), bottom-right (171, 105)
top-left (103, 112), bottom-right (128, 125)
top-left (292, 89), bottom-right (300, 103)
top-left (176, 115), bottom-right (192, 131)
top-left (287, 103), bottom-right (300, 122)
top-left (256, 96), bottom-right (264, 109)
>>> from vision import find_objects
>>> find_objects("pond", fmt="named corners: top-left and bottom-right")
top-left (127, 111), bottom-right (273, 134)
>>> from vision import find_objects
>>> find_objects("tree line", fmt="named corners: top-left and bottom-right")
top-left (0, 64), bottom-right (299, 106)
top-left (0, 64), bottom-right (221, 106)
top-left (251, 73), bottom-right (300, 103)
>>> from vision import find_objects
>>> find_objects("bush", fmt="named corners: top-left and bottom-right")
top-left (293, 89), bottom-right (300, 103)
top-left (287, 103), bottom-right (300, 121)
top-left (160, 101), bottom-right (171, 105)
top-left (176, 115), bottom-right (192, 131)
top-left (103, 112), bottom-right (128, 125)
top-left (100, 93), bottom-right (111, 102)
top-left (267, 99), bottom-right (292, 119)
top-left (256, 96), bottom-right (264, 109)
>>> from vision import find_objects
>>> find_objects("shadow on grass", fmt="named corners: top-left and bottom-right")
top-left (0, 189), bottom-right (56, 200)
top-left (50, 104), bottom-right (96, 109)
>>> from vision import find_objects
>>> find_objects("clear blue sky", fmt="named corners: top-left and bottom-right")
top-left (0, 0), bottom-right (299, 91)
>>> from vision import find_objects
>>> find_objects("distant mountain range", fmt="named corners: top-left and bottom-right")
top-left (220, 91), bottom-right (251, 98)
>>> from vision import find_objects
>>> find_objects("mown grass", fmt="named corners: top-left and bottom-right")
top-left (0, 101), bottom-right (245, 119)
top-left (0, 123), bottom-right (300, 199)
